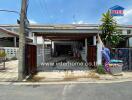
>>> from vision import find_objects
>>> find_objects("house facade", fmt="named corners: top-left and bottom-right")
top-left (0, 24), bottom-right (132, 68)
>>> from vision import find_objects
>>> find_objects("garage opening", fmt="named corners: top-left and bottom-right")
top-left (36, 34), bottom-right (97, 72)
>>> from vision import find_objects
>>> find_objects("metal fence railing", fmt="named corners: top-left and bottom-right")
top-left (111, 48), bottom-right (132, 71)
top-left (0, 47), bottom-right (19, 59)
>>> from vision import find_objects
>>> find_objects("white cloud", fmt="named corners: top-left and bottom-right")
top-left (115, 9), bottom-right (132, 24)
top-left (72, 20), bottom-right (88, 24)
top-left (29, 19), bottom-right (38, 24)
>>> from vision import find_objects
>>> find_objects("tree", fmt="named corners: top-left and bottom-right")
top-left (100, 10), bottom-right (123, 48)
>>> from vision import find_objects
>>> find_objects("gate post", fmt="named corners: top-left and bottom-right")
top-left (42, 37), bottom-right (45, 63)
top-left (85, 38), bottom-right (88, 63)
top-left (129, 48), bottom-right (132, 70)
top-left (97, 43), bottom-right (102, 65)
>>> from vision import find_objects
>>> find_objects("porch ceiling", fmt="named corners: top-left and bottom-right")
top-left (36, 33), bottom-right (97, 40)
top-left (33, 28), bottom-right (101, 34)
top-left (33, 27), bottom-right (101, 40)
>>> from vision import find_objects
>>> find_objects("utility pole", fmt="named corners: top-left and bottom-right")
top-left (18, 0), bottom-right (28, 80)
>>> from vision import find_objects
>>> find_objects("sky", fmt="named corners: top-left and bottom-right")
top-left (0, 0), bottom-right (132, 25)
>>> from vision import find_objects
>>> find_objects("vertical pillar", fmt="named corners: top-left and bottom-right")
top-left (52, 41), bottom-right (54, 55)
top-left (33, 33), bottom-right (37, 45)
top-left (93, 36), bottom-right (96, 45)
top-left (129, 37), bottom-right (132, 47)
top-left (127, 38), bottom-right (130, 47)
top-left (51, 40), bottom-right (52, 56)
top-left (42, 37), bottom-right (45, 63)
top-left (14, 37), bottom-right (17, 47)
top-left (97, 43), bottom-right (102, 65)
top-left (85, 38), bottom-right (88, 62)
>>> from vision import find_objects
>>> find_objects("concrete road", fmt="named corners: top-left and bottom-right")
top-left (0, 82), bottom-right (132, 100)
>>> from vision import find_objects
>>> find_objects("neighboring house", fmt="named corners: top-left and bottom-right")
top-left (0, 27), bottom-right (32, 47)
top-left (0, 27), bottom-right (19, 47)
top-left (0, 27), bottom-right (32, 59)
top-left (0, 24), bottom-right (132, 67)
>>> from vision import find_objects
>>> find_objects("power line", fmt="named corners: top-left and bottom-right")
top-left (25, 0), bottom-right (29, 18)
top-left (34, 0), bottom-right (47, 18)
top-left (39, 0), bottom-right (49, 17)
top-left (30, 0), bottom-right (50, 22)
top-left (73, 14), bottom-right (77, 23)
top-left (41, 0), bottom-right (50, 17)
top-left (0, 9), bottom-right (20, 15)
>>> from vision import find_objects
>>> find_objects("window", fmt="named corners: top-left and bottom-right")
top-left (127, 30), bottom-right (131, 34)
top-left (117, 29), bottom-right (123, 34)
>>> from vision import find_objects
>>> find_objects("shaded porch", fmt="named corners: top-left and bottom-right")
top-left (35, 32), bottom-right (102, 71)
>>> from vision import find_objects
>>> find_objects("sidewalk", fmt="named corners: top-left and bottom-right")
top-left (0, 60), bottom-right (18, 82)
top-left (27, 70), bottom-right (132, 83)
top-left (0, 60), bottom-right (132, 84)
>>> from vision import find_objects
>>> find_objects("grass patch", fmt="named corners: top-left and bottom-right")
top-left (97, 65), bottom-right (106, 74)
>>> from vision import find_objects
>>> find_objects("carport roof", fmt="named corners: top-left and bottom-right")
top-left (30, 25), bottom-right (100, 40)
top-left (31, 24), bottom-right (101, 36)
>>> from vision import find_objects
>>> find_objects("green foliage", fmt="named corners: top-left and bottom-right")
top-left (97, 65), bottom-right (106, 74)
top-left (100, 10), bottom-right (124, 48)
top-left (0, 51), bottom-right (6, 57)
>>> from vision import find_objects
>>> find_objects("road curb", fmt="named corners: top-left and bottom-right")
top-left (0, 79), bottom-right (132, 85)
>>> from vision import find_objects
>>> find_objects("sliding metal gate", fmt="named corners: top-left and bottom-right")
top-left (111, 48), bottom-right (132, 71)
top-left (25, 44), bottom-right (37, 75)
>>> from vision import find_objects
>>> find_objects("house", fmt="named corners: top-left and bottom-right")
top-left (0, 27), bottom-right (32, 59)
top-left (30, 24), bottom-right (101, 68)
top-left (29, 24), bottom-right (132, 68)
top-left (0, 27), bottom-right (32, 47)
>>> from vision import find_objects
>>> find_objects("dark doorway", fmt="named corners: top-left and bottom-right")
top-left (55, 44), bottom-right (72, 56)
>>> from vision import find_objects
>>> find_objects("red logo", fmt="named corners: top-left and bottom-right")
top-left (111, 10), bottom-right (123, 14)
